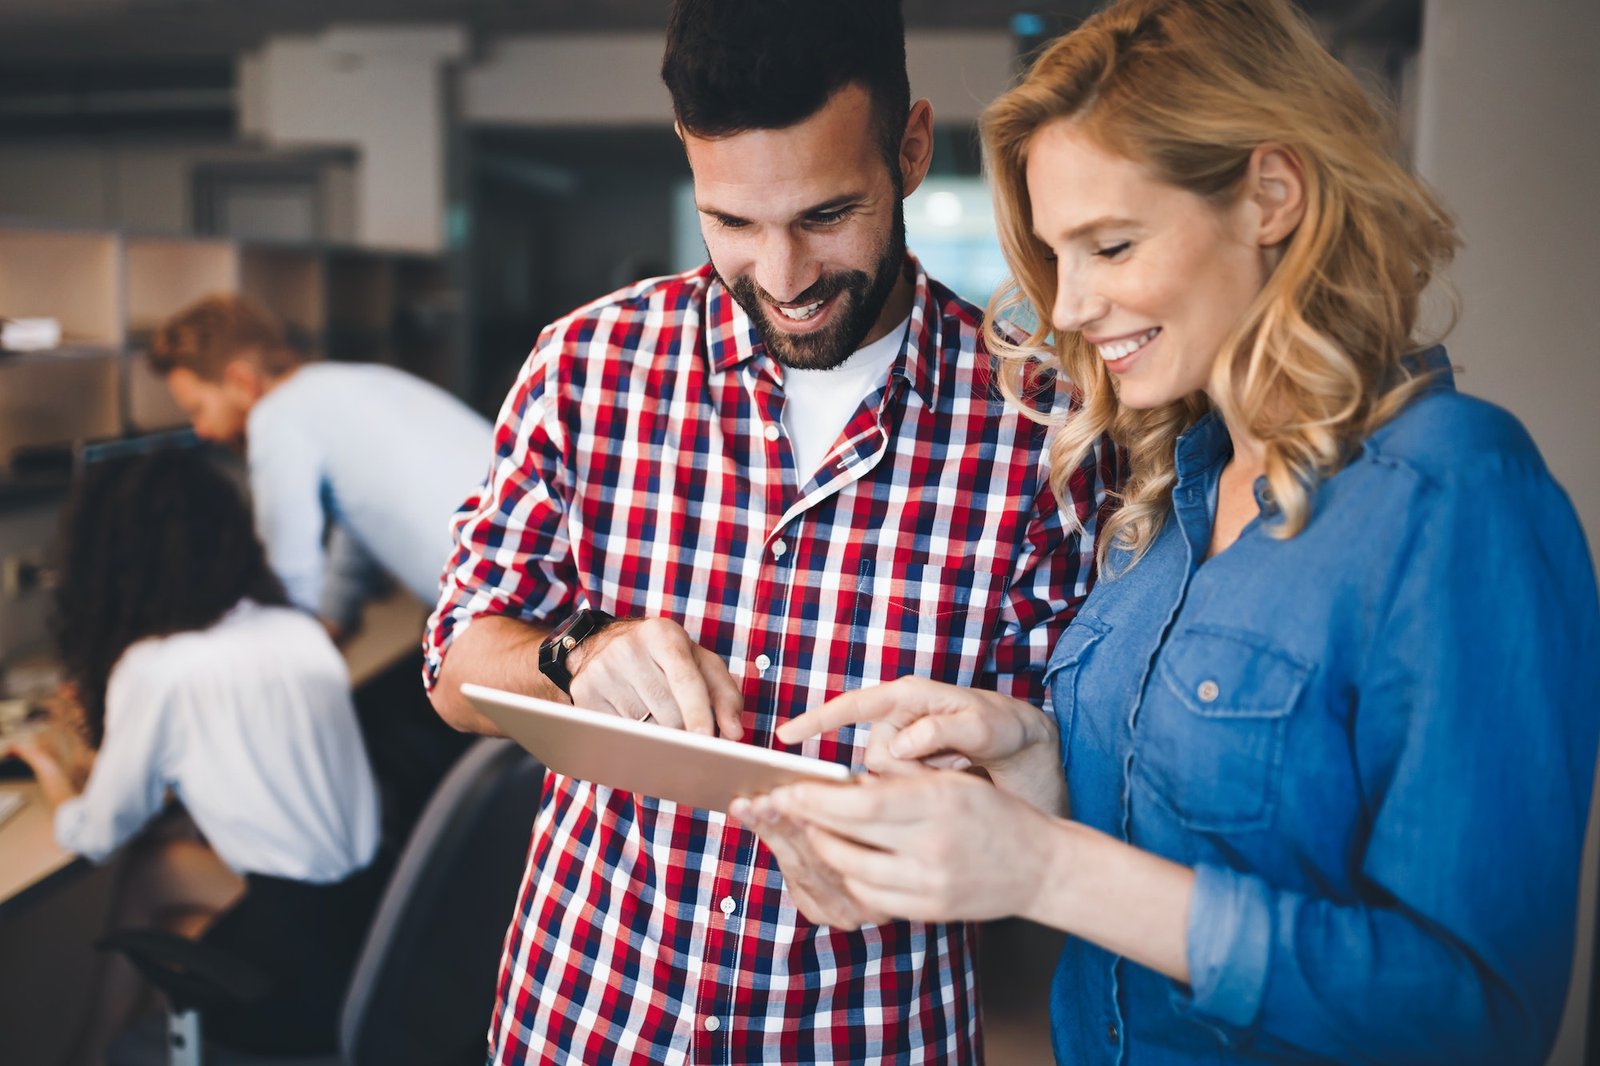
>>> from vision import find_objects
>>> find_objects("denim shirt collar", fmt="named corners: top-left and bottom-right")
top-left (1170, 344), bottom-right (1456, 522)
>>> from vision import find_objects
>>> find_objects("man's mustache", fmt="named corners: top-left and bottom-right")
top-left (743, 270), bottom-right (867, 308)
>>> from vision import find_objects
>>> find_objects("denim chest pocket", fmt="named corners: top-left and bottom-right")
top-left (1133, 626), bottom-right (1312, 833)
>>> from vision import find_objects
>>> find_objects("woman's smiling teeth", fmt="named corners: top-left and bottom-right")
top-left (776, 298), bottom-right (826, 321)
top-left (1096, 327), bottom-right (1161, 362)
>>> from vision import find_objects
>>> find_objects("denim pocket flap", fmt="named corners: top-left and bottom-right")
top-left (1045, 612), bottom-right (1110, 684)
top-left (1158, 627), bottom-right (1311, 720)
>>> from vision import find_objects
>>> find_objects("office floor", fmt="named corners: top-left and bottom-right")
top-left (980, 918), bottom-right (1065, 1065)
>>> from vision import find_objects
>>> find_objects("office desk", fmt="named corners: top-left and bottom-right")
top-left (0, 779), bottom-right (79, 917)
top-left (0, 590), bottom-right (427, 916)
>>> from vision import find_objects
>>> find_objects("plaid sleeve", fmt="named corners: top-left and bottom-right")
top-left (423, 328), bottom-right (580, 689)
top-left (986, 419), bottom-right (1114, 705)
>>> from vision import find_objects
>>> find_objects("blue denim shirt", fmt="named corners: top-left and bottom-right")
top-left (1044, 349), bottom-right (1600, 1065)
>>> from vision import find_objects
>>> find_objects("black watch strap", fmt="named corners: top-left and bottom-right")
top-left (538, 608), bottom-right (617, 695)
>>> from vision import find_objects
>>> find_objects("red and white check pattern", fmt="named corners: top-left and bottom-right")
top-left (426, 255), bottom-right (1112, 1064)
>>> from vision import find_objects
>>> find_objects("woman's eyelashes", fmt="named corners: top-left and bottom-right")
top-left (1095, 241), bottom-right (1131, 260)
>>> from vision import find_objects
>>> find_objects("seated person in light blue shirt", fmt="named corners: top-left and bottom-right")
top-left (149, 293), bottom-right (493, 639)
top-left (734, 0), bottom-right (1600, 1063)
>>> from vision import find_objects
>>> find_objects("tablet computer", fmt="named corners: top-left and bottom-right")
top-left (460, 682), bottom-right (854, 813)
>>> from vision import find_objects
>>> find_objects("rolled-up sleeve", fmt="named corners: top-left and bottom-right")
top-left (1172, 440), bottom-right (1600, 1065)
top-left (1183, 863), bottom-right (1273, 1028)
top-left (423, 331), bottom-right (580, 689)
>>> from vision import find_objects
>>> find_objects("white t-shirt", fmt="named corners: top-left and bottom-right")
top-left (55, 600), bottom-right (381, 884)
top-left (780, 315), bottom-right (911, 484)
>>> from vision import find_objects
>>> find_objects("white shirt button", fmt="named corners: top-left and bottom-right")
top-left (754, 654), bottom-right (772, 673)
top-left (764, 424), bottom-right (781, 442)
top-left (1197, 680), bottom-right (1220, 703)
top-left (771, 539), bottom-right (787, 558)
top-left (720, 896), bottom-right (737, 915)
top-left (704, 1016), bottom-right (721, 1032)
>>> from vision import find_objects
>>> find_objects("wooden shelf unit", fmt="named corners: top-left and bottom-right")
top-left (0, 225), bottom-right (461, 464)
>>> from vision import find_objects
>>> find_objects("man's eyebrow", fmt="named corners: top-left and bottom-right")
top-left (1033, 215), bottom-right (1141, 244)
top-left (697, 195), bottom-right (865, 224)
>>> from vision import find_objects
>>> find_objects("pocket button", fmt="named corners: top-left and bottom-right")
top-left (1196, 679), bottom-right (1220, 703)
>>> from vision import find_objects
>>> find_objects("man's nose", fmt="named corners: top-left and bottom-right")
top-left (755, 231), bottom-right (821, 305)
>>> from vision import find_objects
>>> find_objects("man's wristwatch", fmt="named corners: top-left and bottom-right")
top-left (538, 608), bottom-right (617, 696)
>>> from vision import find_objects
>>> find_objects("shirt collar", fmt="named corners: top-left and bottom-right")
top-left (1405, 344), bottom-right (1455, 391)
top-left (1172, 410), bottom-right (1231, 485)
top-left (703, 252), bottom-right (944, 409)
top-left (1171, 344), bottom-right (1459, 503)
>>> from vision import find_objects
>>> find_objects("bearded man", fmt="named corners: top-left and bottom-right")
top-left (425, 0), bottom-right (1114, 1060)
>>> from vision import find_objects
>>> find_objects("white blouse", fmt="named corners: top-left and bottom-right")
top-left (55, 600), bottom-right (381, 884)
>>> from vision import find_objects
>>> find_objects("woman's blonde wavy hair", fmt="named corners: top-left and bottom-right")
top-left (983, 0), bottom-right (1458, 569)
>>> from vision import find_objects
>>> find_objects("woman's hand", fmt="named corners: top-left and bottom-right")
top-left (8, 683), bottom-right (96, 809)
top-left (777, 677), bottom-right (1067, 814)
top-left (750, 770), bottom-right (1062, 925)
top-left (729, 795), bottom-right (892, 930)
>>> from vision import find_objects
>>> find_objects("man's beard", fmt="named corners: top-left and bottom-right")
top-left (717, 212), bottom-right (906, 372)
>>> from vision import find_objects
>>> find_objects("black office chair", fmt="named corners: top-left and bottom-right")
top-left (108, 738), bottom-right (543, 1066)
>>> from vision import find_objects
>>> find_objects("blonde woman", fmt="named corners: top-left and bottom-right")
top-left (732, 0), bottom-right (1600, 1061)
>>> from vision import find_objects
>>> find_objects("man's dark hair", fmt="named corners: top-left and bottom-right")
top-left (662, 0), bottom-right (911, 180)
top-left (52, 447), bottom-right (288, 746)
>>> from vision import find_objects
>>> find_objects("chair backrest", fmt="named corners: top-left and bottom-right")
top-left (339, 737), bottom-right (543, 1066)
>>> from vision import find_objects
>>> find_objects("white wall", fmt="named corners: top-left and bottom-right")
top-left (1414, 3), bottom-right (1600, 1064)
top-left (1415, 0), bottom-right (1600, 562)
top-left (240, 24), bottom-right (466, 251)
top-left (462, 31), bottom-right (1016, 127)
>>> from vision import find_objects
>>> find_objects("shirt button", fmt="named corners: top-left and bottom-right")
top-left (1107, 1022), bottom-right (1119, 1043)
top-left (754, 654), bottom-right (772, 673)
top-left (771, 539), bottom-right (787, 558)
top-left (704, 1016), bottom-right (721, 1032)
top-left (1197, 680), bottom-right (1220, 703)
top-left (719, 895), bottom-right (737, 915)
top-left (763, 424), bottom-right (781, 442)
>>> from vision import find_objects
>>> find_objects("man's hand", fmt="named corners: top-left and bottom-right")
top-left (729, 795), bottom-right (891, 930)
top-left (568, 617), bottom-right (745, 738)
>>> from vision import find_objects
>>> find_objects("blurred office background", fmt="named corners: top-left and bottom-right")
top-left (0, 1), bottom-right (1595, 1063)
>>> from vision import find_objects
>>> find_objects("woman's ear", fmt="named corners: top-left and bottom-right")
top-left (1249, 143), bottom-right (1307, 248)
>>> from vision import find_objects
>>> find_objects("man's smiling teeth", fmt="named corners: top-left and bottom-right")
top-left (1097, 327), bottom-right (1160, 361)
top-left (776, 299), bottom-right (825, 321)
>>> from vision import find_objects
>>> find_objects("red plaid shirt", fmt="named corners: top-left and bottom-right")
top-left (426, 255), bottom-right (1110, 1064)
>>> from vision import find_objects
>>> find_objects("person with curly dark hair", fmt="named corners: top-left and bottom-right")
top-left (5, 447), bottom-right (381, 1063)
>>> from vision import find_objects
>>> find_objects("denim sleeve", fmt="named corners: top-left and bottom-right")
top-left (248, 408), bottom-right (330, 615)
top-left (1179, 449), bottom-right (1600, 1065)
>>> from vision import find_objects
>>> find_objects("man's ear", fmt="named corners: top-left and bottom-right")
top-left (1249, 143), bottom-right (1307, 248)
top-left (898, 98), bottom-right (935, 199)
top-left (220, 357), bottom-right (265, 403)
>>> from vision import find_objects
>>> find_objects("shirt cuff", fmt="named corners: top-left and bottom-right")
top-left (52, 795), bottom-right (105, 862)
top-left (1182, 862), bottom-right (1273, 1029)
